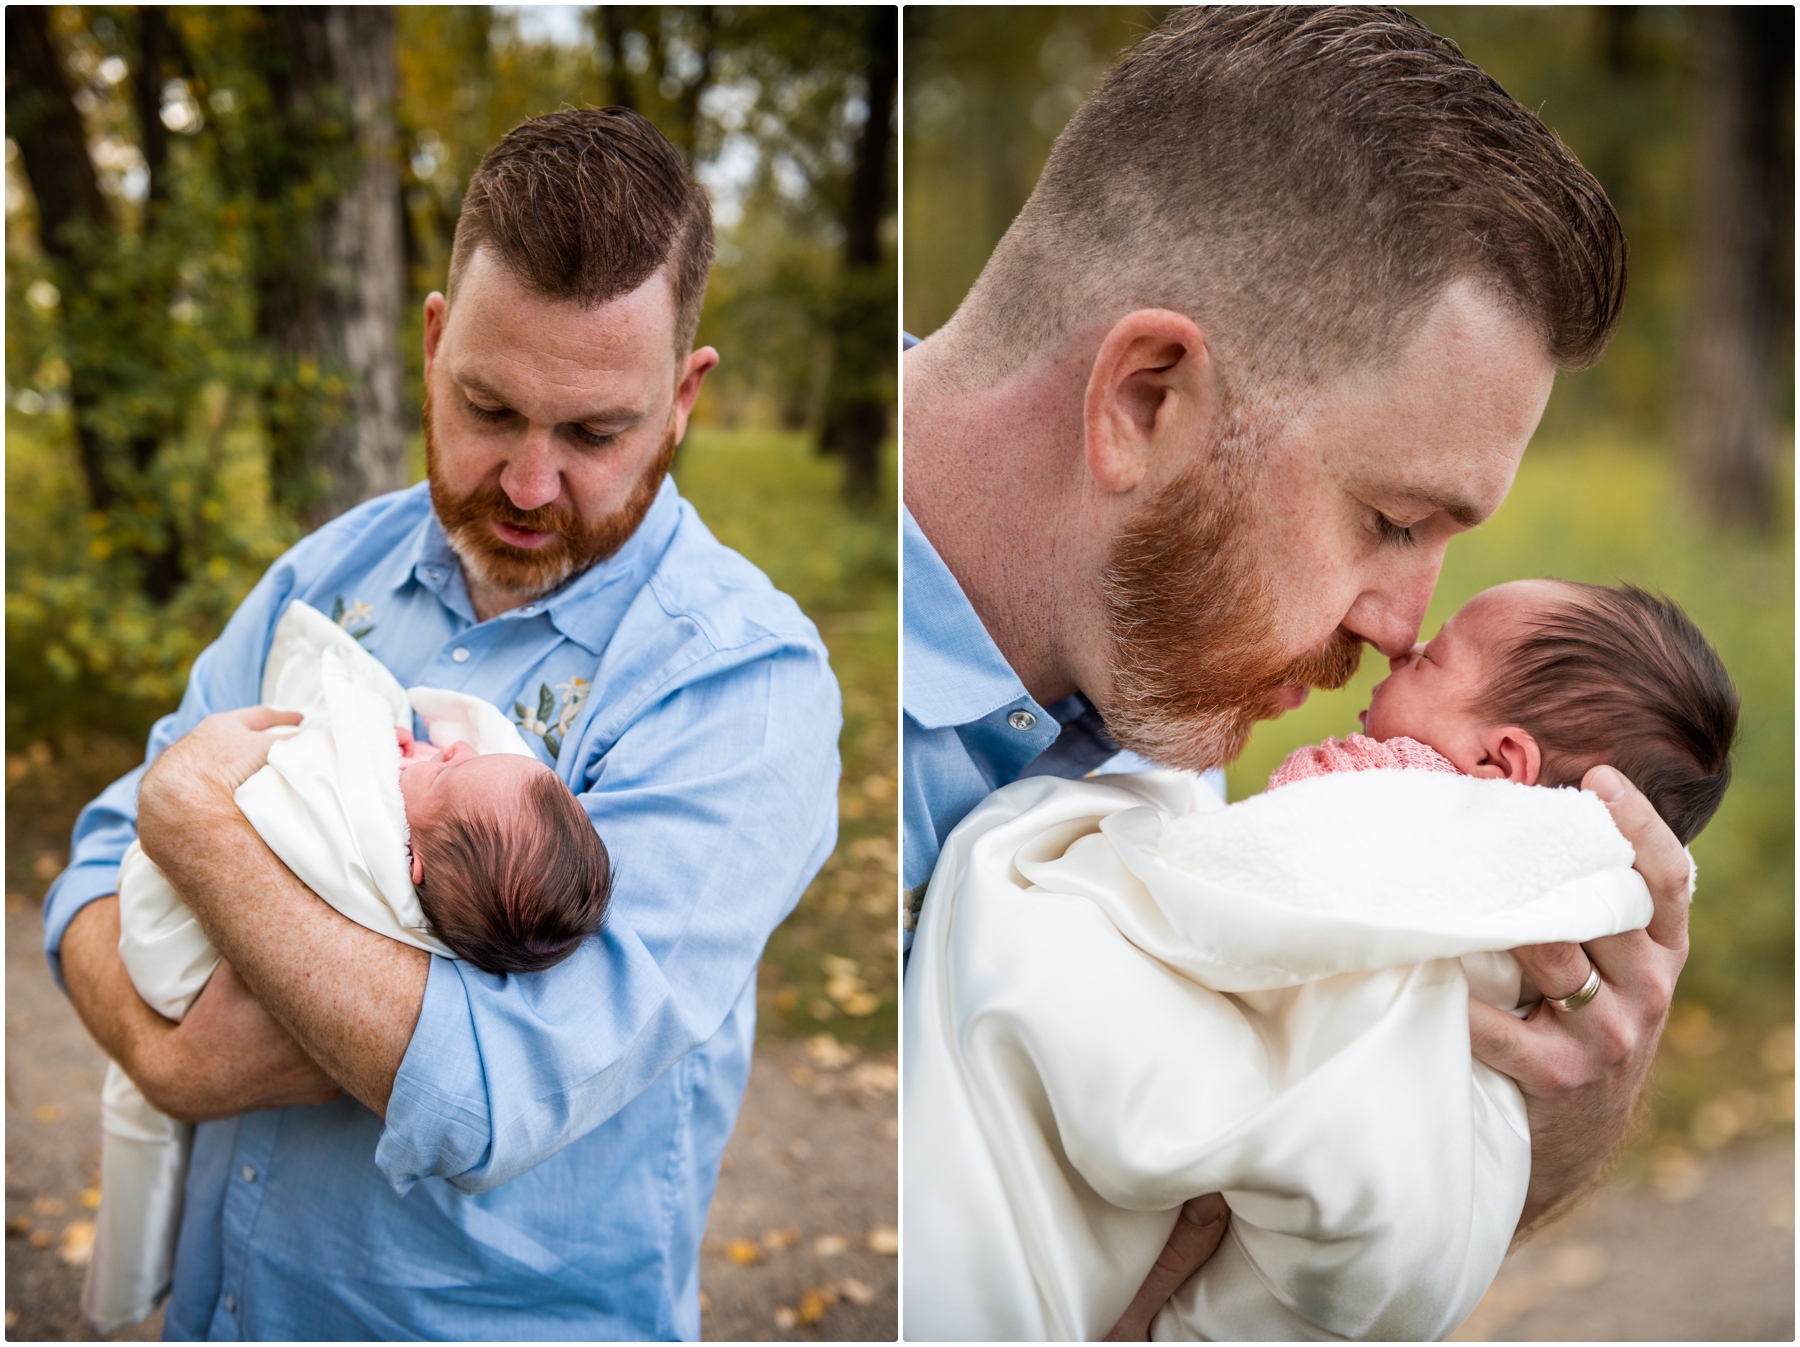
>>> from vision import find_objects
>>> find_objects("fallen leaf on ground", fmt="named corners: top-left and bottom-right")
top-left (842, 991), bottom-right (880, 1016)
top-left (79, 1187), bottom-right (101, 1210)
top-left (807, 1033), bottom-right (859, 1071)
top-left (846, 1062), bottom-right (898, 1100)
top-left (6, 1215), bottom-right (31, 1236)
top-left (1650, 1144), bottom-right (1703, 1203)
top-left (763, 1226), bottom-right (800, 1252)
top-left (33, 1105), bottom-right (62, 1124)
top-left (821, 955), bottom-right (860, 979)
top-left (772, 987), bottom-right (798, 1013)
top-left (814, 1234), bottom-right (849, 1256)
top-left (797, 1287), bottom-right (838, 1324)
top-left (698, 1291), bottom-right (712, 1314)
top-left (839, 1276), bottom-right (877, 1306)
top-left (727, 1238), bottom-right (763, 1265)
top-left (28, 1230), bottom-right (52, 1249)
top-left (868, 1225), bottom-right (899, 1255)
top-left (31, 1197), bottom-right (64, 1218)
top-left (787, 1064), bottom-right (818, 1088)
top-left (59, 1220), bottom-right (95, 1267)
top-left (773, 1306), bottom-right (798, 1330)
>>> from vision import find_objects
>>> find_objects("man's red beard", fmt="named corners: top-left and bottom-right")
top-left (423, 386), bottom-right (678, 600)
top-left (1100, 420), bottom-right (1364, 771)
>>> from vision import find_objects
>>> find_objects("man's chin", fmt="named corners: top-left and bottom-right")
top-left (445, 528), bottom-right (577, 600)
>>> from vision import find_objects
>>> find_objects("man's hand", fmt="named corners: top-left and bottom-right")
top-left (1104, 1194), bottom-right (1231, 1340)
top-left (1470, 765), bottom-right (1691, 1230)
top-left (137, 707), bottom-right (301, 854)
top-left (61, 897), bottom-right (341, 1123)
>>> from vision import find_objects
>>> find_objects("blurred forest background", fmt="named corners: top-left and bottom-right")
top-left (6, 3), bottom-right (897, 1048)
top-left (906, 3), bottom-right (1792, 1201)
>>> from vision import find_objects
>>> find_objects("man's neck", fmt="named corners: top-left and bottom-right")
top-left (903, 330), bottom-right (1115, 709)
top-left (466, 572), bottom-right (544, 623)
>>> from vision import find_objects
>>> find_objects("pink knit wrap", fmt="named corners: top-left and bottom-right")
top-left (1268, 733), bottom-right (1461, 791)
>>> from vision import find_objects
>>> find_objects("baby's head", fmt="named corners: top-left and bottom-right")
top-left (398, 741), bottom-right (613, 973)
top-left (1362, 579), bottom-right (1738, 844)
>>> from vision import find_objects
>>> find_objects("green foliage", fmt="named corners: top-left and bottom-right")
top-left (1225, 438), bottom-right (1795, 1030)
top-left (5, 403), bottom-right (298, 741)
top-left (674, 426), bottom-right (897, 1047)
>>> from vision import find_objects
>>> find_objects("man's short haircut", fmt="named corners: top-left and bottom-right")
top-left (413, 771), bottom-right (614, 975)
top-left (959, 6), bottom-right (1626, 398)
top-left (1480, 583), bottom-right (1739, 845)
top-left (448, 107), bottom-right (714, 357)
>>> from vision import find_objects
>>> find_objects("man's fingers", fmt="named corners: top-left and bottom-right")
top-left (1512, 941), bottom-right (1595, 1005)
top-left (1583, 765), bottom-right (1691, 949)
top-left (1103, 1194), bottom-right (1229, 1340)
top-left (227, 705), bottom-right (303, 730)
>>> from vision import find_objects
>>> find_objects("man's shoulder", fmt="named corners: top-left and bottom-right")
top-left (637, 499), bottom-right (825, 657)
top-left (276, 482), bottom-right (433, 575)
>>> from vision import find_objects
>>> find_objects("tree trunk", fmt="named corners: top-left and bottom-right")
top-left (600, 7), bottom-right (637, 111)
top-left (259, 5), bottom-right (408, 529)
top-left (5, 5), bottom-right (117, 514)
top-left (818, 6), bottom-right (897, 504)
top-left (1679, 6), bottom-right (1793, 531)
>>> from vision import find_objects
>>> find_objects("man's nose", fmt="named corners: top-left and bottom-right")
top-left (1343, 571), bottom-right (1436, 659)
top-left (498, 426), bottom-right (563, 512)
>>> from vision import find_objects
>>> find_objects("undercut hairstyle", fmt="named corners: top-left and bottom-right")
top-left (1480, 583), bottom-right (1739, 845)
top-left (447, 107), bottom-right (714, 357)
top-left (958, 6), bottom-right (1625, 401)
top-left (412, 771), bottom-right (614, 975)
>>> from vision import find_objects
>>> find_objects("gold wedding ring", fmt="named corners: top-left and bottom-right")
top-left (1547, 966), bottom-right (1602, 1012)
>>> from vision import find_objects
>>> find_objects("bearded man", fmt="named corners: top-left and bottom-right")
top-left (45, 109), bottom-right (842, 1339)
top-left (902, 8), bottom-right (1693, 1336)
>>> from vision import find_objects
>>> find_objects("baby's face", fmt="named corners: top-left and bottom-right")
top-left (1361, 579), bottom-right (1563, 773)
top-left (399, 739), bottom-right (553, 834)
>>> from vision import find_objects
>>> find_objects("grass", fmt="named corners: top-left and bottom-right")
top-left (1224, 436), bottom-right (1794, 1156)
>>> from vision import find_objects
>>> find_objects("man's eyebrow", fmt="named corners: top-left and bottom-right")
top-left (1383, 486), bottom-right (1486, 529)
top-left (451, 372), bottom-right (643, 426)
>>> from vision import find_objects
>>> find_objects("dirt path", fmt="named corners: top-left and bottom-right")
top-left (4, 896), bottom-right (894, 1341)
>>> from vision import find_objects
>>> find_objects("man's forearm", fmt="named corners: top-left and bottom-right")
top-left (142, 793), bottom-right (428, 1117)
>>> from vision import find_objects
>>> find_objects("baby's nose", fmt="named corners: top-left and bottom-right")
top-left (1389, 643), bottom-right (1425, 673)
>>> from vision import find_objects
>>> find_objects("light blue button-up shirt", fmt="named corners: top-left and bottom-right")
top-left (43, 477), bottom-right (841, 1340)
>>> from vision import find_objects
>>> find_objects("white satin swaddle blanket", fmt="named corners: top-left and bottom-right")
top-left (903, 768), bottom-right (1656, 1342)
top-left (84, 600), bottom-right (535, 1331)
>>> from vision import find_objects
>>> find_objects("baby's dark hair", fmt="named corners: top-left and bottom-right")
top-left (1479, 582), bottom-right (1739, 845)
top-left (412, 771), bottom-right (612, 974)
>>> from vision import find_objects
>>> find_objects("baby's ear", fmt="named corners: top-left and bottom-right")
top-left (1473, 725), bottom-right (1541, 785)
top-left (410, 849), bottom-right (424, 885)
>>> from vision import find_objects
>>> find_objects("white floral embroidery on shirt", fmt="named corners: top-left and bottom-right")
top-left (514, 676), bottom-right (590, 761)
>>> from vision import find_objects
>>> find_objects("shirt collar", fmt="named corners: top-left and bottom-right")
top-left (904, 507), bottom-right (1039, 731)
top-left (396, 476), bottom-right (684, 654)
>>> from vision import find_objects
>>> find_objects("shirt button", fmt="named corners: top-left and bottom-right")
top-left (1008, 710), bottom-right (1038, 732)
top-left (452, 647), bottom-right (471, 663)
top-left (240, 1164), bottom-right (256, 1183)
top-left (224, 1294), bottom-right (237, 1313)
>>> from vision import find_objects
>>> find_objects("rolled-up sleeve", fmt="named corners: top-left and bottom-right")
top-left (375, 636), bottom-right (841, 1193)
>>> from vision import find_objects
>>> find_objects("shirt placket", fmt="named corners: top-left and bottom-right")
top-left (209, 1111), bottom-right (282, 1338)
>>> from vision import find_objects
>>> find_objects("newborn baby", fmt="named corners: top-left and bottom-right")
top-left (904, 581), bottom-right (1739, 1341)
top-left (394, 724), bottom-right (610, 972)
top-left (1271, 579), bottom-right (1738, 845)
top-left (85, 602), bottom-right (611, 1330)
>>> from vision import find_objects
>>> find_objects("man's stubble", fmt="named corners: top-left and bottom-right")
top-left (423, 385), bottom-right (679, 601)
top-left (1100, 418), bottom-right (1364, 772)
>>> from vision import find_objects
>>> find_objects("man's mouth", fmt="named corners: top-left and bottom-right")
top-left (491, 520), bottom-right (557, 549)
top-left (1275, 684), bottom-right (1309, 711)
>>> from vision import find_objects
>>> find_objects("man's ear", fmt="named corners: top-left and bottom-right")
top-left (423, 292), bottom-right (448, 380)
top-left (1083, 310), bottom-right (1215, 495)
top-left (670, 345), bottom-right (720, 447)
top-left (1472, 725), bottom-right (1541, 785)
top-left (410, 850), bottom-right (424, 885)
